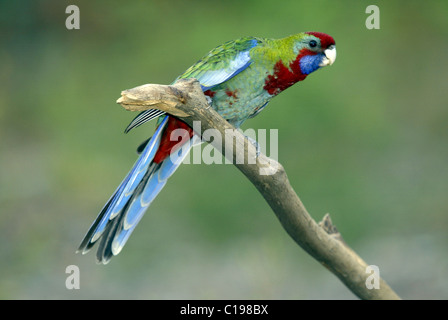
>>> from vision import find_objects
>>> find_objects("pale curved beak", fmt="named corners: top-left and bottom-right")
top-left (319, 45), bottom-right (336, 67)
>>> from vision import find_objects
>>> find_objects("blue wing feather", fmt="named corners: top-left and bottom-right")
top-left (125, 38), bottom-right (258, 132)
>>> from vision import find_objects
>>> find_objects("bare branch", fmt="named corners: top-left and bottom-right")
top-left (117, 78), bottom-right (401, 300)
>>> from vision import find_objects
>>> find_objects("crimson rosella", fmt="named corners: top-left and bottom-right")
top-left (78, 32), bottom-right (336, 263)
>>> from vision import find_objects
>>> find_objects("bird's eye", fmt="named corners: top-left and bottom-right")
top-left (309, 40), bottom-right (317, 48)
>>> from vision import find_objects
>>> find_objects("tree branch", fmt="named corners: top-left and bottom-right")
top-left (117, 78), bottom-right (401, 300)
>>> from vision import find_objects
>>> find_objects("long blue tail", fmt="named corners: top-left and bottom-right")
top-left (78, 116), bottom-right (197, 264)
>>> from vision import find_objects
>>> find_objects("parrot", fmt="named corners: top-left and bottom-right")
top-left (78, 32), bottom-right (336, 264)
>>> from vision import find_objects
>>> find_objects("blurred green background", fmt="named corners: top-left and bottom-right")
top-left (1, 0), bottom-right (447, 299)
